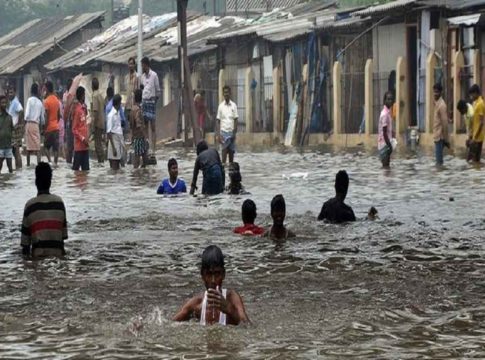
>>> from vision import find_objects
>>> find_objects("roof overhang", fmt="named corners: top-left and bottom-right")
top-left (447, 13), bottom-right (484, 26)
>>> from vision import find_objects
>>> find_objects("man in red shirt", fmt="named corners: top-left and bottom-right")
top-left (43, 81), bottom-right (61, 165)
top-left (72, 87), bottom-right (89, 171)
top-left (233, 199), bottom-right (265, 236)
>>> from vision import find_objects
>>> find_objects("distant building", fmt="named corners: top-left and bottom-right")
top-left (0, 12), bottom-right (105, 104)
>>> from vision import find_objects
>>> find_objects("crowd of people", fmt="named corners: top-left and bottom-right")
top-left (19, 158), bottom-right (359, 325)
top-left (0, 56), bottom-right (161, 173)
top-left (2, 57), bottom-right (484, 327)
top-left (378, 83), bottom-right (485, 168)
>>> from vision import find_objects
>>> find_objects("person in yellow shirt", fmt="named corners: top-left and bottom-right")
top-left (468, 85), bottom-right (485, 163)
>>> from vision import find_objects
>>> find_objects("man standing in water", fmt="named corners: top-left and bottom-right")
top-left (194, 90), bottom-right (208, 138)
top-left (125, 57), bottom-right (139, 141)
top-left (190, 140), bottom-right (224, 195)
top-left (106, 94), bottom-right (124, 170)
top-left (433, 83), bottom-right (449, 166)
top-left (24, 83), bottom-right (44, 167)
top-left (216, 86), bottom-right (238, 164)
top-left (7, 87), bottom-right (24, 169)
top-left (63, 79), bottom-right (74, 164)
top-left (43, 81), bottom-right (61, 165)
top-left (378, 91), bottom-right (394, 169)
top-left (90, 78), bottom-right (105, 163)
top-left (318, 170), bottom-right (356, 223)
top-left (72, 87), bottom-right (90, 172)
top-left (21, 162), bottom-right (68, 257)
top-left (140, 57), bottom-right (160, 155)
top-left (130, 89), bottom-right (148, 168)
top-left (0, 95), bottom-right (14, 173)
top-left (468, 84), bottom-right (485, 163)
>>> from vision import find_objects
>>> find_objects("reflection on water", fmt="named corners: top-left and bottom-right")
top-left (1, 146), bottom-right (485, 358)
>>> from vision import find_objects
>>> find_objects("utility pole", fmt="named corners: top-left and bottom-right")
top-left (137, 0), bottom-right (143, 74)
top-left (178, 0), bottom-right (187, 145)
top-left (111, 0), bottom-right (114, 25)
top-left (177, 0), bottom-right (200, 146)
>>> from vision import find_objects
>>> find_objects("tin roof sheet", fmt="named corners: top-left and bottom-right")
top-left (226, 0), bottom-right (304, 13)
top-left (46, 15), bottom-right (244, 69)
top-left (418, 0), bottom-right (485, 9)
top-left (0, 11), bottom-right (105, 75)
top-left (354, 0), bottom-right (416, 16)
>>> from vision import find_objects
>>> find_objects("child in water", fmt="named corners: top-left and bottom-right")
top-left (173, 245), bottom-right (249, 325)
top-left (234, 199), bottom-right (265, 235)
top-left (226, 162), bottom-right (247, 195)
top-left (263, 194), bottom-right (296, 240)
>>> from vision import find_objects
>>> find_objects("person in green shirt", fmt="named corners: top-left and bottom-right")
top-left (0, 95), bottom-right (14, 173)
top-left (468, 84), bottom-right (485, 163)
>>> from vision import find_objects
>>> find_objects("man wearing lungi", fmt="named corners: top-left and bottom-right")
top-left (216, 86), bottom-right (238, 164)
top-left (140, 57), bottom-right (160, 155)
top-left (24, 83), bottom-right (44, 167)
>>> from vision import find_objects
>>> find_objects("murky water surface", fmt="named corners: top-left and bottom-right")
top-left (1, 146), bottom-right (485, 359)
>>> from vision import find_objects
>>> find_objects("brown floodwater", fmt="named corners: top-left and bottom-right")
top-left (0, 146), bottom-right (484, 359)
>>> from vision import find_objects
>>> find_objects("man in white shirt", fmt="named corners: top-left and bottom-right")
top-left (216, 86), bottom-right (238, 164)
top-left (7, 86), bottom-right (24, 169)
top-left (24, 83), bottom-right (45, 166)
top-left (140, 57), bottom-right (160, 155)
top-left (106, 94), bottom-right (124, 171)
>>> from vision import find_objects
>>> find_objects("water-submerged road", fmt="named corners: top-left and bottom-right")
top-left (1, 146), bottom-right (484, 359)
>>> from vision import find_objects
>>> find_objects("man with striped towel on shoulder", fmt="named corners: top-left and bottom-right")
top-left (21, 162), bottom-right (68, 258)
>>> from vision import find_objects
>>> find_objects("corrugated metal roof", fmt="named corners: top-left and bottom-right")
top-left (316, 15), bottom-right (370, 30)
top-left (208, 0), bottom-right (337, 42)
top-left (354, 0), bottom-right (416, 16)
top-left (46, 15), bottom-right (244, 69)
top-left (45, 13), bottom-right (178, 70)
top-left (226, 0), bottom-right (303, 13)
top-left (0, 11), bottom-right (105, 75)
top-left (418, 0), bottom-right (485, 9)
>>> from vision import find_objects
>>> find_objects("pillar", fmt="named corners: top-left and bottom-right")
top-left (473, 49), bottom-right (481, 87)
top-left (273, 65), bottom-right (281, 133)
top-left (364, 59), bottom-right (373, 136)
top-left (453, 51), bottom-right (464, 135)
top-left (244, 66), bottom-right (253, 133)
top-left (425, 53), bottom-right (437, 134)
top-left (396, 56), bottom-right (409, 135)
top-left (332, 61), bottom-right (342, 135)
top-left (163, 73), bottom-right (171, 106)
top-left (218, 68), bottom-right (225, 105)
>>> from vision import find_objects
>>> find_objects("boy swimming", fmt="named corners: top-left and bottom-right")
top-left (263, 194), bottom-right (296, 240)
top-left (226, 162), bottom-right (246, 195)
top-left (234, 199), bottom-right (264, 235)
top-left (157, 158), bottom-right (187, 195)
top-left (173, 245), bottom-right (249, 325)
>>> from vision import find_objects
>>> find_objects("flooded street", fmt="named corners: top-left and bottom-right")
top-left (1, 146), bottom-right (485, 359)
